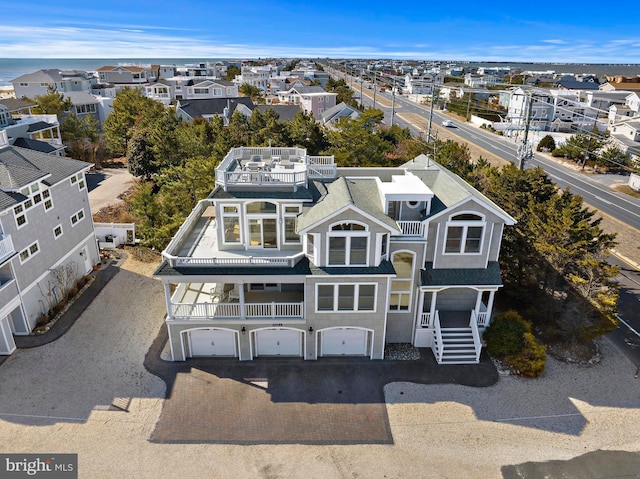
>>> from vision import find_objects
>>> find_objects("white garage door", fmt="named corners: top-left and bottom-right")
top-left (189, 329), bottom-right (237, 357)
top-left (255, 329), bottom-right (302, 356)
top-left (321, 328), bottom-right (368, 356)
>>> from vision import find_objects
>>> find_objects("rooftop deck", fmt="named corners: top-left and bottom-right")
top-left (163, 200), bottom-right (304, 268)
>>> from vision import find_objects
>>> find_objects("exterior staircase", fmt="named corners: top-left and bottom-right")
top-left (432, 311), bottom-right (482, 364)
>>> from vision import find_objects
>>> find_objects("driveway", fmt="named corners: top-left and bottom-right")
top-left (0, 260), bottom-right (166, 424)
top-left (86, 167), bottom-right (135, 213)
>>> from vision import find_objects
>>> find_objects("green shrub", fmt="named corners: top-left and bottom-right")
top-left (537, 135), bottom-right (556, 152)
top-left (483, 310), bottom-right (530, 357)
top-left (505, 332), bottom-right (547, 377)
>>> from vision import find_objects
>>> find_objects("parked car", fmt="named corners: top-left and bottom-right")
top-left (442, 120), bottom-right (454, 127)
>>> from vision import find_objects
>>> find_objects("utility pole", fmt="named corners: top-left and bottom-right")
top-left (465, 91), bottom-right (472, 121)
top-left (390, 78), bottom-right (396, 126)
top-left (373, 71), bottom-right (377, 109)
top-left (427, 85), bottom-right (437, 142)
top-left (360, 69), bottom-right (364, 108)
top-left (517, 92), bottom-right (534, 170)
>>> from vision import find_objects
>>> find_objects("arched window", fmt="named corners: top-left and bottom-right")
top-left (327, 221), bottom-right (368, 266)
top-left (389, 251), bottom-right (415, 311)
top-left (444, 212), bottom-right (485, 254)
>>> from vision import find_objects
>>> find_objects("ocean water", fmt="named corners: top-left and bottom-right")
top-left (1, 58), bottom-right (639, 88)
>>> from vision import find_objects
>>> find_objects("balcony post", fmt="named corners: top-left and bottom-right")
top-left (239, 284), bottom-right (246, 319)
top-left (163, 283), bottom-right (174, 320)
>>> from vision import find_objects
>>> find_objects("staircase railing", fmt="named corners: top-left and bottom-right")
top-left (469, 310), bottom-right (482, 362)
top-left (431, 311), bottom-right (443, 363)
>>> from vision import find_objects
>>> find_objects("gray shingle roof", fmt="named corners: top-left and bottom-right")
top-left (12, 138), bottom-right (61, 154)
top-left (0, 190), bottom-right (25, 211)
top-left (421, 262), bottom-right (503, 286)
top-left (0, 145), bottom-right (90, 190)
top-left (297, 177), bottom-right (399, 232)
top-left (0, 98), bottom-right (36, 112)
top-left (177, 97), bottom-right (255, 119)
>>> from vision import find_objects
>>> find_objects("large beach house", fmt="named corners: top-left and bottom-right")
top-left (154, 146), bottom-right (515, 364)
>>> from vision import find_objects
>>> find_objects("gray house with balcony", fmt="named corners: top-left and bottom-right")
top-left (0, 131), bottom-right (100, 355)
top-left (154, 147), bottom-right (515, 364)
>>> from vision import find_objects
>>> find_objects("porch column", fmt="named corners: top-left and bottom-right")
top-left (416, 290), bottom-right (425, 327)
top-left (239, 284), bottom-right (246, 319)
top-left (474, 290), bottom-right (483, 314)
top-left (485, 291), bottom-right (496, 324)
top-left (429, 291), bottom-right (437, 325)
top-left (163, 282), bottom-right (173, 320)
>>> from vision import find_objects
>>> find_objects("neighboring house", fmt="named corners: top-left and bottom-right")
top-left (554, 76), bottom-right (600, 90)
top-left (404, 74), bottom-right (444, 95)
top-left (320, 102), bottom-right (360, 126)
top-left (144, 80), bottom-right (173, 105)
top-left (95, 65), bottom-right (156, 90)
top-left (276, 85), bottom-right (337, 120)
top-left (600, 82), bottom-right (640, 92)
top-left (609, 120), bottom-right (640, 155)
top-left (175, 98), bottom-right (255, 124)
top-left (154, 146), bottom-right (515, 364)
top-left (464, 74), bottom-right (500, 88)
top-left (182, 80), bottom-right (238, 100)
top-left (62, 91), bottom-right (102, 127)
top-left (0, 131), bottom-right (100, 355)
top-left (11, 69), bottom-right (97, 100)
top-left (0, 103), bottom-right (64, 156)
top-left (234, 66), bottom-right (271, 92)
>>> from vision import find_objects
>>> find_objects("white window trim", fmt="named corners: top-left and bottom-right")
top-left (389, 250), bottom-right (415, 312)
top-left (283, 204), bottom-right (301, 245)
top-left (315, 283), bottom-right (378, 313)
top-left (19, 241), bottom-right (40, 264)
top-left (326, 221), bottom-right (370, 267)
top-left (443, 213), bottom-right (486, 255)
top-left (70, 208), bottom-right (85, 226)
top-left (13, 205), bottom-right (27, 229)
top-left (53, 224), bottom-right (63, 239)
top-left (220, 204), bottom-right (242, 245)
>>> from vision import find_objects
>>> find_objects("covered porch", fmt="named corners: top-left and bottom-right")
top-left (166, 281), bottom-right (305, 321)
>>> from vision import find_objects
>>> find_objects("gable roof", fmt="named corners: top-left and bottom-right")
top-left (297, 177), bottom-right (400, 233)
top-left (0, 98), bottom-right (36, 112)
top-left (406, 155), bottom-right (516, 225)
top-left (12, 138), bottom-right (62, 154)
top-left (321, 102), bottom-right (360, 123)
top-left (176, 97), bottom-right (255, 119)
top-left (0, 145), bottom-right (90, 192)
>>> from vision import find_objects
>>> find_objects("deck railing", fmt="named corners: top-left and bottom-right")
top-left (170, 301), bottom-right (303, 320)
top-left (170, 251), bottom-right (304, 268)
top-left (397, 221), bottom-right (425, 237)
top-left (420, 312), bottom-right (432, 327)
top-left (0, 234), bottom-right (15, 263)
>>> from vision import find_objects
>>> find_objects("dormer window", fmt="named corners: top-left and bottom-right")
top-left (327, 222), bottom-right (368, 266)
top-left (444, 213), bottom-right (485, 254)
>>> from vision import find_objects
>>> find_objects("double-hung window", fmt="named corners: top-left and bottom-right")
top-left (444, 213), bottom-right (485, 254)
top-left (316, 283), bottom-right (377, 312)
top-left (221, 205), bottom-right (241, 243)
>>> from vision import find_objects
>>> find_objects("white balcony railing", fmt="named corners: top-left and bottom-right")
top-left (0, 234), bottom-right (15, 263)
top-left (171, 301), bottom-right (303, 320)
top-left (420, 312), bottom-right (432, 327)
top-left (396, 221), bottom-right (425, 237)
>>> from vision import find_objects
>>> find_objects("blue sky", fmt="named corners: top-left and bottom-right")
top-left (2, 0), bottom-right (640, 62)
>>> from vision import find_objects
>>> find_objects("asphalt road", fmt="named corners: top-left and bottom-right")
top-left (330, 67), bottom-right (640, 231)
top-left (608, 255), bottom-right (640, 373)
